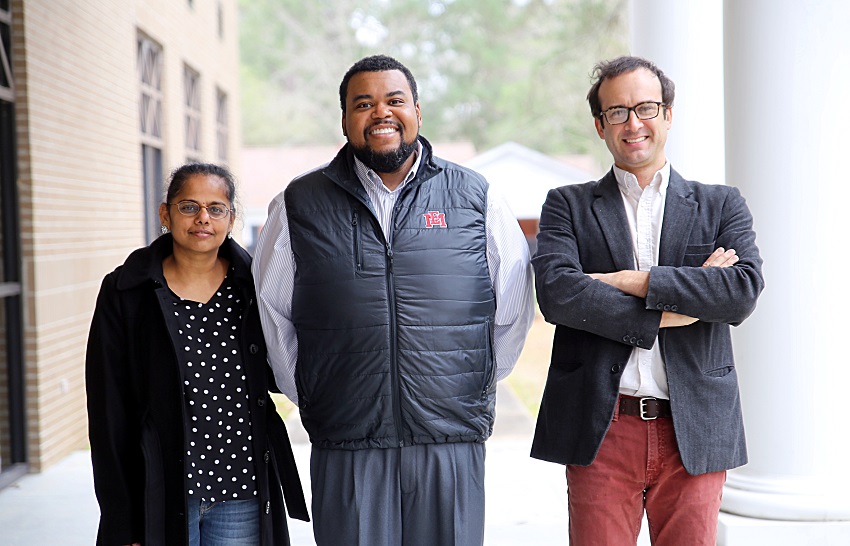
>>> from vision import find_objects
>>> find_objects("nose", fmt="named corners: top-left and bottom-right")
top-left (195, 207), bottom-right (211, 223)
top-left (624, 109), bottom-right (644, 129)
top-left (371, 102), bottom-right (391, 119)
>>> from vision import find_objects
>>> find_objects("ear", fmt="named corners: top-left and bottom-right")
top-left (664, 106), bottom-right (673, 129)
top-left (594, 117), bottom-right (605, 139)
top-left (341, 112), bottom-right (347, 137)
top-left (158, 203), bottom-right (170, 229)
top-left (415, 102), bottom-right (422, 128)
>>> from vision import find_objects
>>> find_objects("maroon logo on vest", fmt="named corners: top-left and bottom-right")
top-left (423, 211), bottom-right (448, 228)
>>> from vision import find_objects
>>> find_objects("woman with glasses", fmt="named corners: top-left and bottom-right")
top-left (85, 163), bottom-right (308, 546)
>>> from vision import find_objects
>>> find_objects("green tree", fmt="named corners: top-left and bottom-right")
top-left (239, 0), bottom-right (628, 161)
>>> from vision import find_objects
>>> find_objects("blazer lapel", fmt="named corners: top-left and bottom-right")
top-left (659, 169), bottom-right (698, 266)
top-left (592, 171), bottom-right (636, 272)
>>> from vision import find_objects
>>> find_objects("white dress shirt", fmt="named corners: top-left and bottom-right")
top-left (614, 162), bottom-right (670, 399)
top-left (253, 145), bottom-right (535, 404)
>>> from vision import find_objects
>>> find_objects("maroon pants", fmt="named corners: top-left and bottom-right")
top-left (565, 399), bottom-right (726, 545)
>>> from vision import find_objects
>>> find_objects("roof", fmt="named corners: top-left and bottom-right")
top-left (463, 142), bottom-right (599, 219)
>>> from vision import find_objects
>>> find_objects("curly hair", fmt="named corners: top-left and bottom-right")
top-left (587, 56), bottom-right (675, 120)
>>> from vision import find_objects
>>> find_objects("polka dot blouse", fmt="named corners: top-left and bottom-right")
top-left (168, 275), bottom-right (257, 501)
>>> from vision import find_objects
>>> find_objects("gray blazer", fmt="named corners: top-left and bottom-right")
top-left (530, 168), bottom-right (764, 475)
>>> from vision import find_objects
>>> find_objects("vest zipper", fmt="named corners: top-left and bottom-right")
top-left (385, 242), bottom-right (404, 447)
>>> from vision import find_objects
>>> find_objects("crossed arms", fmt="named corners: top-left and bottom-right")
top-left (589, 247), bottom-right (739, 328)
top-left (533, 182), bottom-right (764, 348)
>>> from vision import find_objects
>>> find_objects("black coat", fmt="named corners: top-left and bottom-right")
top-left (85, 234), bottom-right (308, 546)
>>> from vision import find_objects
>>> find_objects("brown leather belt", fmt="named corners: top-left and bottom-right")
top-left (619, 396), bottom-right (671, 420)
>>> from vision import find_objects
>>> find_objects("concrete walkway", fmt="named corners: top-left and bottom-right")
top-left (0, 384), bottom-right (651, 545)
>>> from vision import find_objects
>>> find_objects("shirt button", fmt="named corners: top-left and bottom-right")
top-left (257, 396), bottom-right (265, 407)
top-left (611, 364), bottom-right (621, 373)
top-left (249, 344), bottom-right (260, 355)
top-left (264, 451), bottom-right (270, 463)
top-left (265, 501), bottom-right (271, 514)
top-left (656, 303), bottom-right (664, 310)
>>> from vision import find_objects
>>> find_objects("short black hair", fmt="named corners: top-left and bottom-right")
top-left (164, 163), bottom-right (237, 215)
top-left (338, 54), bottom-right (419, 113)
top-left (587, 56), bottom-right (675, 120)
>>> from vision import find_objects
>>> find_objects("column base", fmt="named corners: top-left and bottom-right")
top-left (719, 512), bottom-right (850, 546)
top-left (723, 472), bottom-right (850, 521)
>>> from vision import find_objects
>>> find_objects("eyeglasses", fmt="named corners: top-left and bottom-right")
top-left (168, 200), bottom-right (233, 220)
top-left (598, 101), bottom-right (665, 125)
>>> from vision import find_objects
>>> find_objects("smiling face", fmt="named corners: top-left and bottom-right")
top-left (595, 68), bottom-right (672, 185)
top-left (342, 69), bottom-right (422, 174)
top-left (159, 173), bottom-right (234, 258)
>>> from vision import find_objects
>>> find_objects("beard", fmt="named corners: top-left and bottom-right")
top-left (351, 132), bottom-right (419, 174)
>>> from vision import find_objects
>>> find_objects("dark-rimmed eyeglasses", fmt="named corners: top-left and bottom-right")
top-left (168, 200), bottom-right (232, 220)
top-left (598, 101), bottom-right (665, 125)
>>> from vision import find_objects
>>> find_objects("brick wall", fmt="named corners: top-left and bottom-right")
top-left (12, 0), bottom-right (241, 471)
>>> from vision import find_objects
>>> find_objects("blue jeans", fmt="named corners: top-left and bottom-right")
top-left (187, 498), bottom-right (260, 546)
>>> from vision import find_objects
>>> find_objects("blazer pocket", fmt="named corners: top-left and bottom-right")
top-left (703, 365), bottom-right (734, 378)
top-left (683, 242), bottom-right (717, 267)
top-left (551, 358), bottom-right (582, 373)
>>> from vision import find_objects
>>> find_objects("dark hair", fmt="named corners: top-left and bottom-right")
top-left (164, 163), bottom-right (237, 215)
top-left (587, 56), bottom-right (675, 120)
top-left (338, 54), bottom-right (419, 113)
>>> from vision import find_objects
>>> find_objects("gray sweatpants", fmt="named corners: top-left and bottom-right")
top-left (310, 442), bottom-right (486, 546)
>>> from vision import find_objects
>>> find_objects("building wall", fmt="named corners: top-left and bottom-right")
top-left (11, 0), bottom-right (241, 471)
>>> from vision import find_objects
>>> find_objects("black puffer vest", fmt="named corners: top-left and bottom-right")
top-left (286, 138), bottom-right (497, 449)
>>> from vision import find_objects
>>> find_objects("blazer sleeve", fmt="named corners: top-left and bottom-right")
top-left (85, 274), bottom-right (144, 545)
top-left (533, 186), bottom-right (663, 349)
top-left (646, 186), bottom-right (764, 325)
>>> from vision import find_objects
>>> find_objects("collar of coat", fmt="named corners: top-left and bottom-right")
top-left (113, 233), bottom-right (254, 292)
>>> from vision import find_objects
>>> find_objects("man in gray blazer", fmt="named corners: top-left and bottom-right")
top-left (531, 56), bottom-right (764, 545)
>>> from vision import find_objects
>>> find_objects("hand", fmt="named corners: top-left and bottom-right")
top-left (702, 247), bottom-right (738, 268)
top-left (588, 270), bottom-right (650, 298)
top-left (660, 311), bottom-right (698, 328)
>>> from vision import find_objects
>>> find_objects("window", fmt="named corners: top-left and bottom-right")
top-left (184, 64), bottom-right (201, 161)
top-left (216, 88), bottom-right (228, 163)
top-left (138, 33), bottom-right (164, 244)
top-left (0, 3), bottom-right (11, 103)
top-left (0, 0), bottom-right (26, 486)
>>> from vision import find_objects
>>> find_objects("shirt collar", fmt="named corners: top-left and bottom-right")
top-left (353, 141), bottom-right (423, 194)
top-left (613, 162), bottom-right (670, 199)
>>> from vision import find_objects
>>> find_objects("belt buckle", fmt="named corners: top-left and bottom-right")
top-left (639, 397), bottom-right (658, 421)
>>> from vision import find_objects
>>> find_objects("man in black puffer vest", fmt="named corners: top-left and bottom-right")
top-left (253, 55), bottom-right (534, 545)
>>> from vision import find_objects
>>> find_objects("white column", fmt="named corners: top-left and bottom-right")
top-left (630, 0), bottom-right (725, 185)
top-left (722, 0), bottom-right (850, 542)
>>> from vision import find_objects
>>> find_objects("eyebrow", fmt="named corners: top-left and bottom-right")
top-left (180, 198), bottom-right (227, 205)
top-left (351, 90), bottom-right (407, 103)
top-left (603, 100), bottom-right (660, 110)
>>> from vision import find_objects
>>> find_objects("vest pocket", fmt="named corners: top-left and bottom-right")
top-left (481, 319), bottom-right (495, 397)
top-left (351, 210), bottom-right (363, 272)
